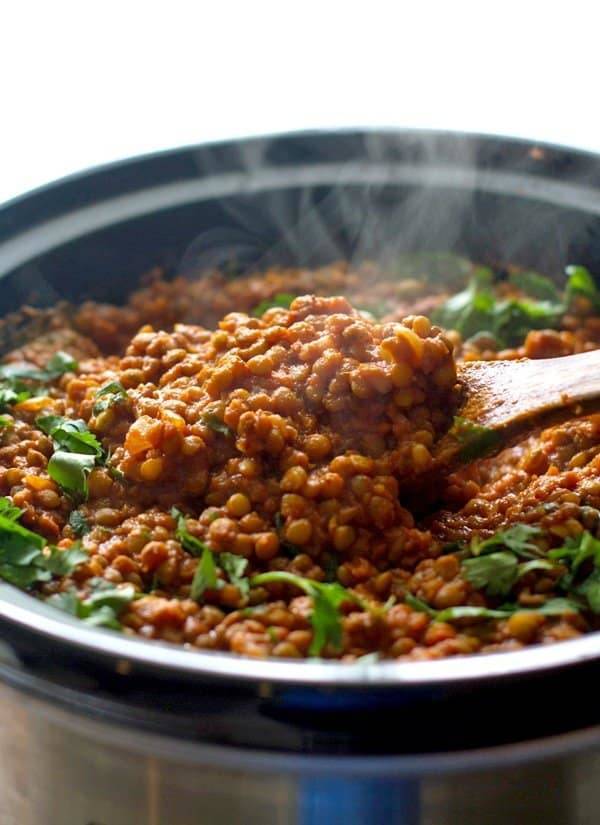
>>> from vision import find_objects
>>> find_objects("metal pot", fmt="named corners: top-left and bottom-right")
top-left (1, 130), bottom-right (600, 824)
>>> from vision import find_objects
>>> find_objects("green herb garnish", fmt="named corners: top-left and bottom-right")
top-left (190, 544), bottom-right (220, 600)
top-left (171, 507), bottom-right (209, 557)
top-left (0, 351), bottom-right (76, 412)
top-left (37, 415), bottom-right (104, 458)
top-left (36, 415), bottom-right (105, 501)
top-left (463, 552), bottom-right (555, 597)
top-left (68, 510), bottom-right (90, 537)
top-left (405, 592), bottom-right (579, 623)
top-left (450, 416), bottom-right (502, 461)
top-left (0, 351), bottom-right (77, 384)
top-left (0, 415), bottom-right (13, 429)
top-left (432, 268), bottom-right (564, 346)
top-left (509, 270), bottom-right (562, 301)
top-left (250, 571), bottom-right (360, 655)
top-left (92, 381), bottom-right (128, 415)
top-left (47, 577), bottom-right (135, 629)
top-left (251, 292), bottom-right (296, 317)
top-left (219, 552), bottom-right (249, 596)
top-left (565, 265), bottom-right (600, 310)
top-left (172, 508), bottom-right (249, 598)
top-left (47, 451), bottom-right (96, 500)
top-left (201, 413), bottom-right (233, 437)
top-left (471, 523), bottom-right (543, 559)
top-left (0, 497), bottom-right (87, 588)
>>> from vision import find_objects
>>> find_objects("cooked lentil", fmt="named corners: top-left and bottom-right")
top-left (1, 257), bottom-right (600, 660)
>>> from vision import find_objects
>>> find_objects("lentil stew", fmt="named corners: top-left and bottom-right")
top-left (2, 257), bottom-right (600, 662)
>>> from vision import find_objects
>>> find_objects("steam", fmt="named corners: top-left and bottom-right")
top-left (179, 131), bottom-right (583, 287)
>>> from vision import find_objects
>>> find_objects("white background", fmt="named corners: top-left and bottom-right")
top-left (1, 2), bottom-right (599, 205)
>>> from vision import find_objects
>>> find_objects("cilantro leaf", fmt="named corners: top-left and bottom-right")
top-left (38, 415), bottom-right (105, 501)
top-left (171, 507), bottom-right (209, 557)
top-left (93, 381), bottom-right (128, 415)
top-left (37, 415), bottom-right (104, 458)
top-left (251, 293), bottom-right (296, 317)
top-left (0, 415), bottom-right (13, 429)
top-left (405, 591), bottom-right (579, 623)
top-left (548, 531), bottom-right (600, 612)
top-left (43, 352), bottom-right (78, 379)
top-left (201, 413), bottom-right (233, 437)
top-left (576, 569), bottom-right (600, 613)
top-left (432, 268), bottom-right (563, 346)
top-left (565, 265), bottom-right (600, 310)
top-left (0, 498), bottom-right (23, 521)
top-left (42, 542), bottom-right (88, 576)
top-left (0, 351), bottom-right (78, 413)
top-left (68, 510), bottom-right (90, 537)
top-left (47, 579), bottom-right (135, 629)
top-left (509, 270), bottom-right (562, 301)
top-left (172, 508), bottom-right (249, 598)
top-left (0, 500), bottom-right (86, 588)
top-left (250, 570), bottom-right (360, 655)
top-left (0, 351), bottom-right (77, 383)
top-left (450, 416), bottom-right (502, 462)
top-left (190, 544), bottom-right (220, 600)
top-left (462, 551), bottom-right (519, 596)
top-left (472, 524), bottom-right (542, 559)
top-left (219, 552), bottom-right (249, 596)
top-left (47, 450), bottom-right (95, 500)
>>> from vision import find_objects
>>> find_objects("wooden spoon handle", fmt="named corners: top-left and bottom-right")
top-left (458, 348), bottom-right (600, 430)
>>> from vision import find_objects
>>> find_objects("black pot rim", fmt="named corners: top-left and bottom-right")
top-left (1, 128), bottom-right (600, 693)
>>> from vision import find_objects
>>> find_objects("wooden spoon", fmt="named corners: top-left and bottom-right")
top-left (457, 348), bottom-right (600, 430)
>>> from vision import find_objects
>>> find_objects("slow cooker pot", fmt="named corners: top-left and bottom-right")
top-left (1, 130), bottom-right (600, 824)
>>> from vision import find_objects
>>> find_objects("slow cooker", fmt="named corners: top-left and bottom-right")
top-left (1, 130), bottom-right (600, 825)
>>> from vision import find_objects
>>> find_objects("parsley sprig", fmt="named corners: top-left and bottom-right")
top-left (92, 381), bottom-right (128, 415)
top-left (250, 570), bottom-right (361, 656)
top-left (0, 497), bottom-right (87, 588)
top-left (251, 292), bottom-right (296, 317)
top-left (420, 524), bottom-right (600, 618)
top-left (171, 508), bottom-right (250, 599)
top-left (0, 351), bottom-right (78, 412)
top-left (431, 266), bottom-right (597, 347)
top-left (47, 578), bottom-right (136, 629)
top-left (36, 415), bottom-right (106, 501)
top-left (449, 416), bottom-right (502, 462)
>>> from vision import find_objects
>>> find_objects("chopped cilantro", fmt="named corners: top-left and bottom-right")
top-left (250, 570), bottom-right (360, 655)
top-left (471, 524), bottom-right (543, 559)
top-left (0, 351), bottom-right (78, 413)
top-left (565, 265), bottom-right (600, 310)
top-left (47, 451), bottom-right (96, 501)
top-left (509, 270), bottom-right (561, 301)
top-left (0, 350), bottom-right (77, 384)
top-left (0, 415), bottom-right (13, 429)
top-left (172, 508), bottom-right (249, 599)
top-left (450, 416), bottom-right (502, 462)
top-left (37, 415), bottom-right (104, 458)
top-left (463, 552), bottom-right (555, 597)
top-left (37, 415), bottom-right (105, 501)
top-left (171, 507), bottom-right (209, 557)
top-left (432, 267), bottom-right (564, 346)
top-left (190, 544), bottom-right (220, 600)
top-left (47, 578), bottom-right (135, 629)
top-left (0, 497), bottom-right (87, 588)
top-left (201, 413), bottom-right (233, 437)
top-left (219, 552), bottom-right (249, 596)
top-left (405, 592), bottom-right (579, 622)
top-left (68, 510), bottom-right (90, 537)
top-left (93, 381), bottom-right (128, 415)
top-left (251, 292), bottom-right (296, 317)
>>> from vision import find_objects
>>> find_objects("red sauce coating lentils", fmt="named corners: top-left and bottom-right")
top-left (1, 260), bottom-right (599, 661)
